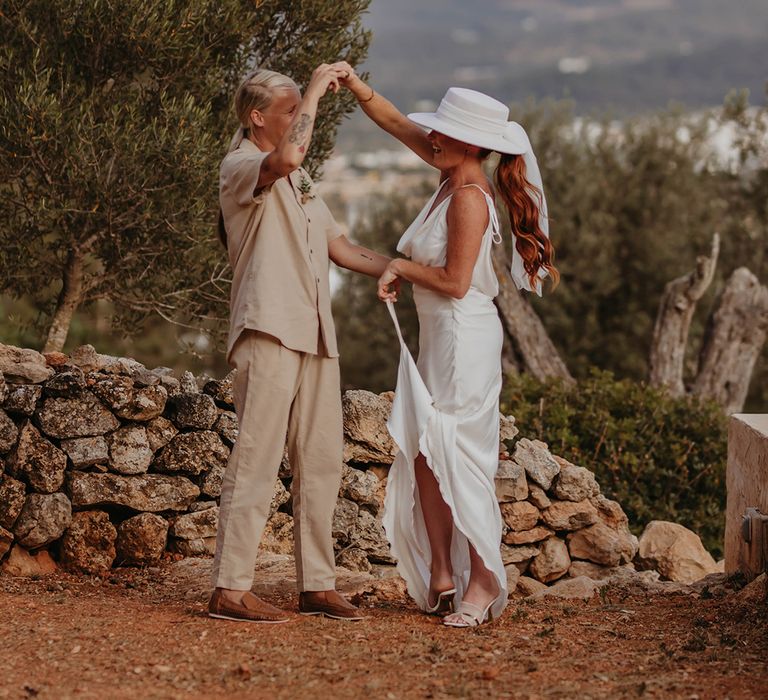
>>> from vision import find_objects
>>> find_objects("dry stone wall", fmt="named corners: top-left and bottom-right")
top-left (0, 343), bottom-right (721, 592)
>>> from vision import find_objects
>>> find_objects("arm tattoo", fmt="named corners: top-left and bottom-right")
top-left (360, 253), bottom-right (373, 261)
top-left (288, 113), bottom-right (312, 145)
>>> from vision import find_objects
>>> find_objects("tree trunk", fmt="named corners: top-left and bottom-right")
top-left (692, 267), bottom-right (768, 414)
top-left (43, 248), bottom-right (84, 353)
top-left (492, 243), bottom-right (574, 383)
top-left (649, 234), bottom-right (720, 395)
top-left (501, 331), bottom-right (522, 377)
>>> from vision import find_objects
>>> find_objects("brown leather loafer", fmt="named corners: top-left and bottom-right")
top-left (298, 591), bottom-right (365, 621)
top-left (208, 589), bottom-right (290, 624)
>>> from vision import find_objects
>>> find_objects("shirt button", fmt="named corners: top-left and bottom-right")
top-left (316, 277), bottom-right (320, 283)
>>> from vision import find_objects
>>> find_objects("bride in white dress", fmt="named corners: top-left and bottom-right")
top-left (340, 71), bottom-right (558, 627)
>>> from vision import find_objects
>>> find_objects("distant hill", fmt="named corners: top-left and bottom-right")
top-left (337, 0), bottom-right (767, 148)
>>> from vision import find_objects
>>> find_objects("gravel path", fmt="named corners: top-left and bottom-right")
top-left (1, 556), bottom-right (765, 699)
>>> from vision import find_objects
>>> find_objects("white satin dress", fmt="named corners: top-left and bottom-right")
top-left (383, 180), bottom-right (508, 620)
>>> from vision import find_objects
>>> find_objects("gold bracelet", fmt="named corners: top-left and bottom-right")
top-left (359, 86), bottom-right (375, 103)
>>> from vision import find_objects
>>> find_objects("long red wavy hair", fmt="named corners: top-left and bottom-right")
top-left (494, 153), bottom-right (559, 291)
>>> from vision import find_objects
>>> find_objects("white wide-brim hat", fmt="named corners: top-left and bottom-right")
top-left (409, 87), bottom-right (551, 296)
top-left (407, 87), bottom-right (530, 155)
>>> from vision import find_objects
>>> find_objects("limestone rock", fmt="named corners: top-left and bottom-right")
top-left (130, 367), bottom-right (162, 387)
top-left (60, 436), bottom-right (109, 469)
top-left (13, 492), bottom-right (72, 549)
top-left (199, 461), bottom-right (226, 499)
top-left (270, 480), bottom-right (290, 517)
top-left (1, 545), bottom-right (57, 576)
top-left (332, 498), bottom-right (360, 545)
top-left (170, 537), bottom-right (215, 557)
top-left (529, 537), bottom-right (571, 583)
top-left (145, 416), bottom-right (178, 452)
top-left (157, 374), bottom-right (181, 398)
top-left (499, 413), bottom-right (519, 442)
top-left (551, 462), bottom-right (599, 502)
top-left (529, 575), bottom-right (604, 601)
top-left (513, 439), bottom-right (560, 490)
top-left (567, 521), bottom-right (637, 567)
top-left (68, 472), bottom-right (199, 512)
top-left (90, 375), bottom-right (133, 410)
top-left (153, 431), bottom-right (228, 476)
top-left (166, 393), bottom-right (217, 430)
top-left (116, 513), bottom-right (169, 565)
top-left (503, 525), bottom-right (553, 546)
top-left (0, 475), bottom-right (26, 529)
top-left (342, 390), bottom-right (395, 464)
top-left (732, 573), bottom-right (768, 605)
top-left (500, 543), bottom-right (541, 567)
top-left (0, 525), bottom-right (12, 559)
top-left (516, 576), bottom-right (547, 596)
top-left (494, 460), bottom-right (528, 502)
top-left (500, 501), bottom-right (540, 531)
top-left (541, 499), bottom-right (599, 531)
top-left (0, 343), bottom-right (54, 383)
top-left (179, 371), bottom-right (199, 394)
top-left (203, 371), bottom-right (236, 408)
top-left (278, 449), bottom-right (292, 479)
top-left (337, 547), bottom-right (372, 573)
top-left (108, 425), bottom-right (153, 475)
top-left (568, 560), bottom-right (630, 580)
top-left (352, 509), bottom-right (393, 564)
top-left (591, 495), bottom-right (630, 530)
top-left (118, 385), bottom-right (167, 421)
top-left (43, 368), bottom-right (86, 397)
top-left (37, 392), bottom-right (119, 438)
top-left (0, 409), bottom-right (18, 454)
top-left (505, 563), bottom-right (521, 594)
top-left (527, 483), bottom-right (551, 509)
top-left (170, 507), bottom-right (218, 540)
top-left (90, 375), bottom-right (166, 421)
top-left (8, 422), bottom-right (67, 493)
top-left (636, 520), bottom-right (719, 584)
top-left (58, 510), bottom-right (117, 574)
top-left (69, 345), bottom-right (110, 373)
top-left (0, 370), bottom-right (7, 404)
top-left (3, 385), bottom-right (42, 416)
top-left (42, 352), bottom-right (68, 368)
top-left (340, 465), bottom-right (380, 513)
top-left (259, 512), bottom-right (294, 555)
top-left (69, 346), bottom-right (144, 376)
top-left (189, 500), bottom-right (217, 512)
top-left (213, 410), bottom-right (238, 445)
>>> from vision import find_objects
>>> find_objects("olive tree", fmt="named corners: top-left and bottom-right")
top-left (0, 0), bottom-right (371, 351)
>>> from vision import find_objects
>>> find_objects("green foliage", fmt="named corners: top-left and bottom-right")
top-left (0, 0), bottom-right (371, 350)
top-left (514, 92), bottom-right (768, 409)
top-left (501, 370), bottom-right (728, 557)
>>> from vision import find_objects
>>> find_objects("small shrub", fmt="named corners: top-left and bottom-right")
top-left (501, 369), bottom-right (727, 557)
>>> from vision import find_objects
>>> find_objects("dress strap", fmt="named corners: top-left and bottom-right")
top-left (457, 184), bottom-right (502, 244)
top-left (386, 300), bottom-right (407, 349)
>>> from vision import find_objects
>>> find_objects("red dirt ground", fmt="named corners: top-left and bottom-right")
top-left (1, 560), bottom-right (766, 700)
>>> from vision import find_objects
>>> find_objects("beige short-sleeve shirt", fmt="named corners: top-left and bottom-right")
top-left (220, 138), bottom-right (342, 362)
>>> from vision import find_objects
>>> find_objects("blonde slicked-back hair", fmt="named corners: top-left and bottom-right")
top-left (226, 68), bottom-right (299, 153)
top-left (219, 69), bottom-right (299, 249)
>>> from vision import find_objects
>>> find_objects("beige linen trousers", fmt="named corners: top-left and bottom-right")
top-left (211, 330), bottom-right (343, 591)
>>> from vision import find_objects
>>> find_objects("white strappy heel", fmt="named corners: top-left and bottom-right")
top-left (425, 587), bottom-right (457, 616)
top-left (442, 596), bottom-right (500, 628)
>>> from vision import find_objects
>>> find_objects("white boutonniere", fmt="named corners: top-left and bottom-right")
top-left (298, 172), bottom-right (316, 204)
